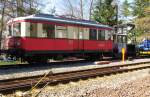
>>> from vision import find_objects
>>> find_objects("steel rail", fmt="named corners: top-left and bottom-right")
top-left (0, 61), bottom-right (150, 93)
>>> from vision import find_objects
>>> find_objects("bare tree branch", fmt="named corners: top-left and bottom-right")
top-left (80, 0), bottom-right (83, 19)
top-left (89, 0), bottom-right (94, 20)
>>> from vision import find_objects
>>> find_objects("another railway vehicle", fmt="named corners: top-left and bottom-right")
top-left (138, 39), bottom-right (150, 56)
top-left (113, 24), bottom-right (135, 58)
top-left (113, 24), bottom-right (127, 58)
top-left (3, 14), bottom-right (114, 63)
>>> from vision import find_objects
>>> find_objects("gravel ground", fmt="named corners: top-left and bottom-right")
top-left (30, 68), bottom-right (150, 97)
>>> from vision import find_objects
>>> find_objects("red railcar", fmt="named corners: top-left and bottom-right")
top-left (3, 14), bottom-right (113, 63)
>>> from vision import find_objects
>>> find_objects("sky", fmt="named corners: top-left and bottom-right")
top-left (40, 0), bottom-right (62, 14)
top-left (41, 0), bottom-right (134, 12)
top-left (40, 0), bottom-right (134, 20)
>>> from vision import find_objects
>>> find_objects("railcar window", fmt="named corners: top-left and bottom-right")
top-left (89, 29), bottom-right (97, 40)
top-left (98, 30), bottom-right (105, 40)
top-left (117, 35), bottom-right (127, 43)
top-left (123, 28), bottom-right (127, 34)
top-left (56, 26), bottom-right (67, 38)
top-left (30, 23), bottom-right (37, 37)
top-left (79, 28), bottom-right (84, 39)
top-left (13, 23), bottom-right (21, 37)
top-left (67, 26), bottom-right (78, 39)
top-left (82, 28), bottom-right (89, 40)
top-left (106, 30), bottom-right (112, 40)
top-left (118, 28), bottom-right (122, 33)
top-left (122, 36), bottom-right (127, 43)
top-left (117, 35), bottom-right (122, 43)
top-left (43, 24), bottom-right (55, 38)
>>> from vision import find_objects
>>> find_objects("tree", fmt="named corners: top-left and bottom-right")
top-left (80, 0), bottom-right (83, 19)
top-left (0, 0), bottom-right (7, 49)
top-left (89, 0), bottom-right (94, 20)
top-left (7, 0), bottom-right (40, 17)
top-left (131, 0), bottom-right (150, 42)
top-left (0, 0), bottom-right (41, 48)
top-left (134, 6), bottom-right (150, 33)
top-left (122, 0), bottom-right (131, 18)
top-left (59, 0), bottom-right (84, 18)
top-left (132, 0), bottom-right (150, 18)
top-left (92, 0), bottom-right (116, 25)
top-left (58, 0), bottom-right (95, 19)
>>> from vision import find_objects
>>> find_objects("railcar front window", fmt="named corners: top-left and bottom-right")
top-left (13, 23), bottom-right (21, 36)
top-left (8, 25), bottom-right (12, 36)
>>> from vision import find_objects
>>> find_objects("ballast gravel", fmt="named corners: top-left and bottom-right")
top-left (32, 68), bottom-right (150, 97)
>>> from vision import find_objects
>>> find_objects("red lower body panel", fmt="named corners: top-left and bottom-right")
top-left (84, 40), bottom-right (112, 51)
top-left (17, 37), bottom-right (112, 51)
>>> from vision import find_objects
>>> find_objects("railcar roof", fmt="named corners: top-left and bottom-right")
top-left (9, 13), bottom-right (113, 30)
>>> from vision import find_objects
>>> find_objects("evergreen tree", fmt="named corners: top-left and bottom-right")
top-left (132, 0), bottom-right (150, 18)
top-left (92, 0), bottom-right (116, 25)
top-left (122, 0), bottom-right (131, 18)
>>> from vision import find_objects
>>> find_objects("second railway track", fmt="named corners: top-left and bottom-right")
top-left (0, 60), bottom-right (150, 94)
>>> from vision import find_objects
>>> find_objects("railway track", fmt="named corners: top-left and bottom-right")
top-left (0, 60), bottom-right (150, 94)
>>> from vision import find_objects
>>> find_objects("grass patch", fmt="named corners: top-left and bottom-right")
top-left (0, 60), bottom-right (26, 66)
